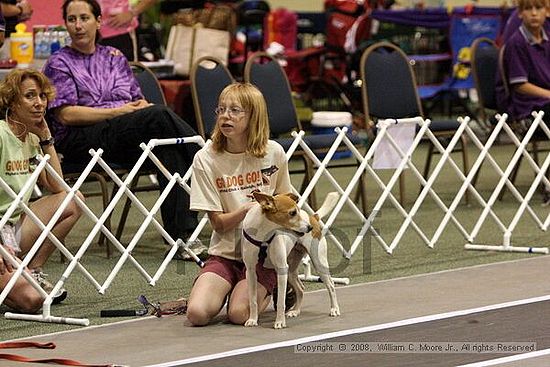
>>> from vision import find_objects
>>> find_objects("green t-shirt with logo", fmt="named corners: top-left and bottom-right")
top-left (0, 119), bottom-right (41, 225)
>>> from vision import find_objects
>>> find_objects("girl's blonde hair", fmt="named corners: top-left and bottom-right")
top-left (0, 69), bottom-right (56, 116)
top-left (211, 83), bottom-right (270, 157)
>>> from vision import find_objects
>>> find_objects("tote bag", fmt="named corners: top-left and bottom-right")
top-left (165, 24), bottom-right (230, 76)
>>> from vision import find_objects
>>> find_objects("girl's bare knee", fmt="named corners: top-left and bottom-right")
top-left (74, 191), bottom-right (85, 206)
top-left (186, 304), bottom-right (211, 326)
top-left (68, 191), bottom-right (84, 217)
top-left (17, 292), bottom-right (43, 314)
top-left (227, 304), bottom-right (248, 325)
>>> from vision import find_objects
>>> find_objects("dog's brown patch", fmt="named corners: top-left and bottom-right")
top-left (283, 192), bottom-right (299, 203)
top-left (309, 213), bottom-right (322, 239)
top-left (254, 192), bottom-right (300, 223)
top-left (265, 196), bottom-right (300, 224)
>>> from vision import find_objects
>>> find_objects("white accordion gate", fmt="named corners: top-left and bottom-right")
top-left (0, 112), bottom-right (548, 326)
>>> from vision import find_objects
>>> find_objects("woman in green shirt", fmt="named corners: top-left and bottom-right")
top-left (0, 69), bottom-right (83, 312)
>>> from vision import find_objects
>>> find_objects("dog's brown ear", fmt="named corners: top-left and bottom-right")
top-left (284, 193), bottom-right (299, 203)
top-left (253, 192), bottom-right (277, 212)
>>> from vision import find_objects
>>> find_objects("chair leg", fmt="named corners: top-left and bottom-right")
top-left (531, 141), bottom-right (539, 166)
top-left (360, 168), bottom-right (368, 215)
top-left (471, 156), bottom-right (485, 191)
top-left (399, 173), bottom-right (405, 206)
top-left (501, 155), bottom-right (523, 201)
top-left (420, 143), bottom-right (435, 195)
top-left (530, 141), bottom-right (546, 195)
top-left (115, 175), bottom-right (140, 242)
top-left (460, 134), bottom-right (470, 205)
top-left (500, 140), bottom-right (542, 200)
top-left (351, 158), bottom-right (369, 214)
top-left (91, 172), bottom-right (112, 258)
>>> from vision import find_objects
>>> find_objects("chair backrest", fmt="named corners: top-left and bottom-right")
top-left (496, 44), bottom-right (512, 114)
top-left (360, 41), bottom-right (423, 120)
top-left (244, 51), bottom-right (302, 137)
top-left (471, 37), bottom-right (499, 118)
top-left (190, 56), bottom-right (235, 139)
top-left (498, 44), bottom-right (508, 92)
top-left (129, 61), bottom-right (167, 106)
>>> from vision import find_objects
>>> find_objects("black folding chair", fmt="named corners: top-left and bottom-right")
top-left (111, 62), bottom-right (166, 244)
top-left (244, 52), bottom-right (367, 212)
top-left (190, 56), bottom-right (235, 139)
top-left (130, 61), bottom-right (168, 106)
top-left (360, 41), bottom-right (470, 204)
top-left (471, 37), bottom-right (499, 134)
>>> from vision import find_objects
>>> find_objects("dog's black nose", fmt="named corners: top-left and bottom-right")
top-left (306, 225), bottom-right (313, 233)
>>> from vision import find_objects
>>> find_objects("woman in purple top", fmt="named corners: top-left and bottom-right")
top-left (43, 0), bottom-right (198, 242)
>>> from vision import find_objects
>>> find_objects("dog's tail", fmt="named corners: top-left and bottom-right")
top-left (315, 192), bottom-right (339, 219)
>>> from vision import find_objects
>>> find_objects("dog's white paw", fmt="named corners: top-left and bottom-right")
top-left (330, 307), bottom-right (341, 317)
top-left (273, 319), bottom-right (286, 329)
top-left (245, 319), bottom-right (258, 327)
top-left (286, 310), bottom-right (300, 318)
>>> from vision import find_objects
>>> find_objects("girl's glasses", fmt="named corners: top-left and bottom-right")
top-left (214, 106), bottom-right (246, 118)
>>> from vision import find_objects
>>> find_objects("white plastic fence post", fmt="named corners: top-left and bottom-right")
top-left (388, 116), bottom-right (472, 251)
top-left (1, 154), bottom-right (96, 325)
top-left (348, 117), bottom-right (430, 256)
top-left (465, 111), bottom-right (550, 254)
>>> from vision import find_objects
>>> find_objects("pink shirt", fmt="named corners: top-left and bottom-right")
top-left (99, 0), bottom-right (139, 39)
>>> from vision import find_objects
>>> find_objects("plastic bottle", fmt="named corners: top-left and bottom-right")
top-left (10, 23), bottom-right (33, 67)
top-left (50, 31), bottom-right (61, 55)
top-left (34, 29), bottom-right (44, 59)
top-left (42, 29), bottom-right (51, 58)
top-left (58, 30), bottom-right (70, 48)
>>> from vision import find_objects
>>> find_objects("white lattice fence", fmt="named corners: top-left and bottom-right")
top-left (1, 111), bottom-right (549, 325)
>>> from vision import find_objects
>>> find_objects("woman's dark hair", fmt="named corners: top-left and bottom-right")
top-left (62, 0), bottom-right (102, 43)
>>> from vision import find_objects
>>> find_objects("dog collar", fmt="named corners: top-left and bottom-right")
top-left (242, 230), bottom-right (275, 248)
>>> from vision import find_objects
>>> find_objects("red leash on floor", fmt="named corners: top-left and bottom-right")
top-left (0, 341), bottom-right (119, 366)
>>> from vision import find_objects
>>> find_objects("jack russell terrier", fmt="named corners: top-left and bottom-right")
top-left (242, 191), bottom-right (341, 329)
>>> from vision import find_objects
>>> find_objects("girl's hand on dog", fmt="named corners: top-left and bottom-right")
top-left (241, 201), bottom-right (256, 214)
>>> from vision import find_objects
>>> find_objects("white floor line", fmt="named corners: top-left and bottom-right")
top-left (145, 294), bottom-right (550, 367)
top-left (457, 348), bottom-right (550, 366)
top-left (339, 253), bottom-right (550, 291)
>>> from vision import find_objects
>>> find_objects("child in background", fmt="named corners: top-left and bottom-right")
top-left (498, 0), bottom-right (550, 204)
top-left (501, 0), bottom-right (550, 120)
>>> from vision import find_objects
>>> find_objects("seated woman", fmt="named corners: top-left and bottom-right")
top-left (0, 69), bottom-right (83, 312)
top-left (43, 0), bottom-right (198, 242)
